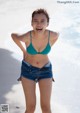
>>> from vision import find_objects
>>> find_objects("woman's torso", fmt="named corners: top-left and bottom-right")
top-left (24, 30), bottom-right (51, 68)
top-left (24, 54), bottom-right (49, 68)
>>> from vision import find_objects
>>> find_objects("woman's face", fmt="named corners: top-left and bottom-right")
top-left (31, 13), bottom-right (49, 32)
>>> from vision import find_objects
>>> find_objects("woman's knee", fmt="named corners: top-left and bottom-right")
top-left (41, 104), bottom-right (51, 113)
top-left (26, 103), bottom-right (36, 112)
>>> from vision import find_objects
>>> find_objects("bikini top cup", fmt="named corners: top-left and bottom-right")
top-left (27, 31), bottom-right (51, 55)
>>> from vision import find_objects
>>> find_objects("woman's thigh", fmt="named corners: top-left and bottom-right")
top-left (38, 78), bottom-right (52, 106)
top-left (21, 77), bottom-right (36, 107)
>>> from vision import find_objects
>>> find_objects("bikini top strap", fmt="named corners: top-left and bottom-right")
top-left (48, 31), bottom-right (50, 43)
top-left (30, 31), bottom-right (32, 42)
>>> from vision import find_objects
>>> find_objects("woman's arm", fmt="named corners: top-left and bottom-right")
top-left (11, 33), bottom-right (27, 53)
top-left (50, 31), bottom-right (59, 46)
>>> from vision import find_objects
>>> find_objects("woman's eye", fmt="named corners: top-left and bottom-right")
top-left (33, 20), bottom-right (38, 23)
top-left (41, 20), bottom-right (45, 23)
top-left (41, 21), bottom-right (44, 23)
top-left (33, 20), bottom-right (45, 24)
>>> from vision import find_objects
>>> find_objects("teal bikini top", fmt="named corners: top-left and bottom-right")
top-left (27, 31), bottom-right (51, 55)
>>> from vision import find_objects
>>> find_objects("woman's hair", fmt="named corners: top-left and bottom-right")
top-left (32, 9), bottom-right (49, 22)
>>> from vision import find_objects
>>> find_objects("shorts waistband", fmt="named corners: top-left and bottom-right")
top-left (22, 60), bottom-right (51, 68)
top-left (22, 60), bottom-right (31, 66)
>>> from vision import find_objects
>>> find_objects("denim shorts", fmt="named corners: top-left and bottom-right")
top-left (18, 60), bottom-right (54, 82)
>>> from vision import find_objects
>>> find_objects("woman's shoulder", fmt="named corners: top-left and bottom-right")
top-left (16, 31), bottom-right (32, 42)
top-left (46, 29), bottom-right (59, 37)
top-left (26, 30), bottom-right (34, 37)
top-left (49, 30), bottom-right (59, 37)
top-left (21, 30), bottom-right (32, 39)
top-left (25, 31), bottom-right (31, 37)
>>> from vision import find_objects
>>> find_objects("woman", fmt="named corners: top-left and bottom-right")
top-left (11, 9), bottom-right (59, 113)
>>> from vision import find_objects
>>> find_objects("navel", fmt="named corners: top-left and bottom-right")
top-left (36, 61), bottom-right (39, 65)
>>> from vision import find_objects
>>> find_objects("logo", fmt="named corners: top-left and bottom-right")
top-left (0, 104), bottom-right (9, 113)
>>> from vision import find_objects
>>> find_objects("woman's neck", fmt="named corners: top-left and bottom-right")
top-left (33, 30), bottom-right (46, 39)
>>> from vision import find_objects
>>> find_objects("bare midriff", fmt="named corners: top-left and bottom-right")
top-left (24, 53), bottom-right (49, 68)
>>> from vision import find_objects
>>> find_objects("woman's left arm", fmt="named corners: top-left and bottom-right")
top-left (50, 31), bottom-right (59, 46)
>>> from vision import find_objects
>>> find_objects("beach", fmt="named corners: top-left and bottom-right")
top-left (0, 0), bottom-right (80, 113)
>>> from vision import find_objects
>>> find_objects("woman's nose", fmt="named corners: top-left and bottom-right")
top-left (37, 21), bottom-right (41, 25)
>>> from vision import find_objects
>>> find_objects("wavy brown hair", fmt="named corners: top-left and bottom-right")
top-left (32, 9), bottom-right (49, 23)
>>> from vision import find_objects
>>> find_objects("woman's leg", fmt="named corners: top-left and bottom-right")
top-left (38, 78), bottom-right (52, 113)
top-left (21, 77), bottom-right (36, 113)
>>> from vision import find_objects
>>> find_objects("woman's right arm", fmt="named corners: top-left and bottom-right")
top-left (11, 33), bottom-right (27, 53)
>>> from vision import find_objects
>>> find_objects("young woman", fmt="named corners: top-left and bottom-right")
top-left (11, 9), bottom-right (59, 113)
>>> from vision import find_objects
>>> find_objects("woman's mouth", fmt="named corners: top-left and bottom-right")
top-left (36, 28), bottom-right (43, 31)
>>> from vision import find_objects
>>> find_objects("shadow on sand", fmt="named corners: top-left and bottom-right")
top-left (0, 48), bottom-right (23, 113)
